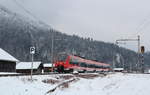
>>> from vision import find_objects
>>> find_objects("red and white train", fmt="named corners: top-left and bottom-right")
top-left (54, 54), bottom-right (111, 73)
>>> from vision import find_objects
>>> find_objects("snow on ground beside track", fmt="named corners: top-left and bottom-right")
top-left (52, 73), bottom-right (150, 95)
top-left (0, 72), bottom-right (19, 75)
top-left (0, 73), bottom-right (150, 95)
top-left (0, 75), bottom-right (51, 95)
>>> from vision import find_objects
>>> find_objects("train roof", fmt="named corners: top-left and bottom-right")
top-left (70, 55), bottom-right (110, 66)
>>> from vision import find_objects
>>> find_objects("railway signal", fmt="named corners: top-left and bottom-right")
top-left (141, 46), bottom-right (145, 54)
top-left (140, 46), bottom-right (145, 73)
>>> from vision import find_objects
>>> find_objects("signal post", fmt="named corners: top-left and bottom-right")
top-left (141, 46), bottom-right (145, 73)
top-left (30, 46), bottom-right (35, 81)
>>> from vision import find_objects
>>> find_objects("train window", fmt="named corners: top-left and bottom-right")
top-left (57, 54), bottom-right (68, 61)
top-left (70, 62), bottom-right (79, 65)
top-left (94, 65), bottom-right (99, 68)
top-left (102, 66), bottom-right (107, 69)
top-left (79, 63), bottom-right (87, 67)
top-left (102, 65), bottom-right (109, 69)
top-left (70, 57), bottom-right (80, 66)
top-left (86, 64), bottom-right (95, 68)
top-left (98, 65), bottom-right (103, 68)
top-left (70, 58), bottom-right (79, 63)
top-left (88, 64), bottom-right (103, 68)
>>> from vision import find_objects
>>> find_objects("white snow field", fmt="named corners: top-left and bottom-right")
top-left (0, 73), bottom-right (150, 95)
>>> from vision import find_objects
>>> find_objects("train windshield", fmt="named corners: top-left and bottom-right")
top-left (57, 53), bottom-right (68, 61)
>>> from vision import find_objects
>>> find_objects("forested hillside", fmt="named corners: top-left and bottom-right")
top-left (0, 5), bottom-right (149, 71)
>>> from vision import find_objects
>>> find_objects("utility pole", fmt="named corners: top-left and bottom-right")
top-left (121, 54), bottom-right (125, 70)
top-left (116, 35), bottom-right (141, 72)
top-left (112, 55), bottom-right (115, 72)
top-left (137, 35), bottom-right (140, 72)
top-left (51, 30), bottom-right (54, 72)
top-left (138, 35), bottom-right (140, 53)
top-left (115, 41), bottom-right (126, 70)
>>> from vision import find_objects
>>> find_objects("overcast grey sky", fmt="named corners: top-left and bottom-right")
top-left (1, 0), bottom-right (150, 51)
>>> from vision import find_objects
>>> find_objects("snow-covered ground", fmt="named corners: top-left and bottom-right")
top-left (0, 73), bottom-right (150, 95)
top-left (0, 72), bottom-right (19, 75)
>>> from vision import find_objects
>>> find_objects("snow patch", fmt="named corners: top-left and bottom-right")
top-left (1, 73), bottom-right (150, 95)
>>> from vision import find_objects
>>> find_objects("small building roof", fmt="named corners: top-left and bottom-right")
top-left (43, 63), bottom-right (52, 68)
top-left (16, 62), bottom-right (42, 70)
top-left (0, 48), bottom-right (19, 62)
top-left (113, 68), bottom-right (124, 71)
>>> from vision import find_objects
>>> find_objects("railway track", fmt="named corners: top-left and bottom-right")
top-left (0, 73), bottom-right (59, 77)
top-left (0, 72), bottom-right (108, 77)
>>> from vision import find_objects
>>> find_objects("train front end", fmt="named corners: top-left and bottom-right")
top-left (54, 54), bottom-right (73, 73)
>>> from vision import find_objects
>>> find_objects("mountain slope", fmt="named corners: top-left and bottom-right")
top-left (0, 5), bottom-right (149, 70)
